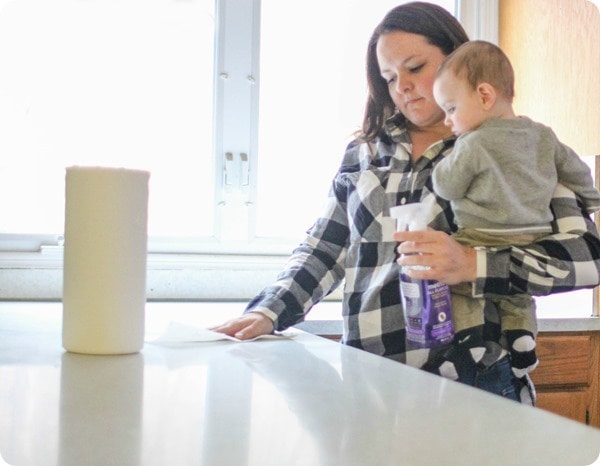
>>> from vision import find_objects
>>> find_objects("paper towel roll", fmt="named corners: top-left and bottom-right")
top-left (62, 166), bottom-right (150, 355)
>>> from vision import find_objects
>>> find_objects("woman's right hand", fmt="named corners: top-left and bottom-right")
top-left (393, 229), bottom-right (477, 285)
top-left (210, 312), bottom-right (275, 340)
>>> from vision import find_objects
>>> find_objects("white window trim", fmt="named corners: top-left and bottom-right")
top-left (457, 0), bottom-right (498, 43)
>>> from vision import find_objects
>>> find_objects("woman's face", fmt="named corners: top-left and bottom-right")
top-left (376, 31), bottom-right (447, 131)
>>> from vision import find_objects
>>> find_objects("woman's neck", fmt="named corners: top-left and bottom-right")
top-left (408, 123), bottom-right (452, 160)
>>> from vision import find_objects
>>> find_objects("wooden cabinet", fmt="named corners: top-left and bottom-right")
top-left (530, 332), bottom-right (600, 427)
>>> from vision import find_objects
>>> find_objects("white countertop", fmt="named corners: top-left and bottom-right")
top-left (1, 302), bottom-right (599, 466)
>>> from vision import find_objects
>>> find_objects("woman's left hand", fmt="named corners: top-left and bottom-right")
top-left (393, 229), bottom-right (477, 285)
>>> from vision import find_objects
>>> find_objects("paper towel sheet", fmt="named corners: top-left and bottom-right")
top-left (147, 321), bottom-right (299, 344)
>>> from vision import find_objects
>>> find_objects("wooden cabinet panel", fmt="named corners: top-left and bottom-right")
top-left (536, 390), bottom-right (589, 424)
top-left (531, 332), bottom-right (599, 427)
top-left (531, 335), bottom-right (592, 386)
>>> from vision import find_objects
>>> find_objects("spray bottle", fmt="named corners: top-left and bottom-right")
top-left (390, 203), bottom-right (454, 349)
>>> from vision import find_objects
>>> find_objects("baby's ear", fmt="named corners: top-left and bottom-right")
top-left (477, 82), bottom-right (497, 109)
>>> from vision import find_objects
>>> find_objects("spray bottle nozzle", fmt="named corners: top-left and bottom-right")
top-left (389, 203), bottom-right (428, 232)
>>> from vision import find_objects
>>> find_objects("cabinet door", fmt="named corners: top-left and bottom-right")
top-left (531, 335), bottom-right (592, 386)
top-left (536, 390), bottom-right (589, 424)
top-left (531, 332), bottom-right (599, 427)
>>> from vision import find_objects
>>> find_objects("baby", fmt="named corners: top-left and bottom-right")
top-left (429, 40), bottom-right (600, 379)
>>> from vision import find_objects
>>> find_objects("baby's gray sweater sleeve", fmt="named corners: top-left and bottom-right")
top-left (553, 139), bottom-right (600, 212)
top-left (431, 138), bottom-right (479, 201)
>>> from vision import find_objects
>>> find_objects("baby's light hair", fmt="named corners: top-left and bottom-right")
top-left (437, 40), bottom-right (515, 101)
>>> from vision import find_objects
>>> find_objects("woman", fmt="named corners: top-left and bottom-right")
top-left (212, 2), bottom-right (600, 404)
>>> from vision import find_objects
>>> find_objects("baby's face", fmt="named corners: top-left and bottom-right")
top-left (433, 71), bottom-right (488, 136)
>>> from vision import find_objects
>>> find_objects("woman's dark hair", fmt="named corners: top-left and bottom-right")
top-left (361, 2), bottom-right (469, 141)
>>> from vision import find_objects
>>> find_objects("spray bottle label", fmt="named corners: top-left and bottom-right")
top-left (400, 272), bottom-right (454, 348)
top-left (390, 202), bottom-right (455, 349)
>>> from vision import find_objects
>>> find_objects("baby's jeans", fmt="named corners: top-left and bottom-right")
top-left (457, 354), bottom-right (535, 405)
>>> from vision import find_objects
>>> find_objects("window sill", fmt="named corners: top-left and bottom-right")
top-left (0, 251), bottom-right (343, 301)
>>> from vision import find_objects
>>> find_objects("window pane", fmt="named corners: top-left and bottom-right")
top-left (0, 0), bottom-right (215, 238)
top-left (256, 0), bottom-right (456, 239)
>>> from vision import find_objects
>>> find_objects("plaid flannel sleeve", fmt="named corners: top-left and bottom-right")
top-left (474, 184), bottom-right (600, 297)
top-left (244, 181), bottom-right (349, 331)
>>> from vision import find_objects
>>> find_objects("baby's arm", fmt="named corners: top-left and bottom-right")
top-left (554, 144), bottom-right (600, 212)
top-left (432, 139), bottom-right (479, 201)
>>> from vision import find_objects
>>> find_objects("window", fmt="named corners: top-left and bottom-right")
top-left (0, 0), bottom-right (468, 300)
top-left (0, 0), bottom-right (216, 243)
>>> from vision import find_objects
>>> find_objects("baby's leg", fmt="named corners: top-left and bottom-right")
top-left (449, 284), bottom-right (487, 363)
top-left (494, 295), bottom-right (538, 378)
top-left (422, 284), bottom-right (486, 380)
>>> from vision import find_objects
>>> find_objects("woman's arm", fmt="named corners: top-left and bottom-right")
top-left (212, 199), bottom-right (348, 338)
top-left (395, 185), bottom-right (600, 296)
top-left (212, 140), bottom-right (368, 338)
top-left (243, 220), bottom-right (348, 331)
top-left (240, 175), bottom-right (351, 332)
top-left (474, 184), bottom-right (600, 297)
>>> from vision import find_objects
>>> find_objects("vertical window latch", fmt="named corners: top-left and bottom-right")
top-left (223, 152), bottom-right (250, 192)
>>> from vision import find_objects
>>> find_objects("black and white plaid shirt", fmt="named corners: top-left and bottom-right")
top-left (246, 117), bottom-right (600, 383)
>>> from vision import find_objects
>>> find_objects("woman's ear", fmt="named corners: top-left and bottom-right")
top-left (476, 82), bottom-right (496, 110)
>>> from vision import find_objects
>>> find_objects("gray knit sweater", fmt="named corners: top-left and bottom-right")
top-left (432, 116), bottom-right (600, 234)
